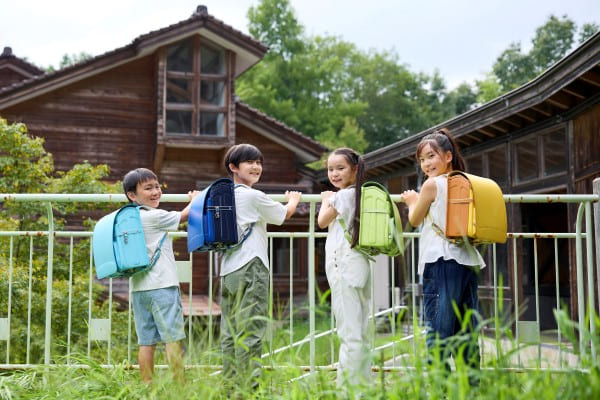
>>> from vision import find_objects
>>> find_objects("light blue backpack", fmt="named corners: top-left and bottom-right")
top-left (93, 204), bottom-right (167, 279)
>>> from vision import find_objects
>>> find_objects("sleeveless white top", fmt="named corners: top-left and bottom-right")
top-left (417, 174), bottom-right (486, 275)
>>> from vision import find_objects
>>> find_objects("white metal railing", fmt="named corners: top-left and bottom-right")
top-left (0, 193), bottom-right (598, 372)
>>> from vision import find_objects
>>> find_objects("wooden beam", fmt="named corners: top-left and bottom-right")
top-left (503, 116), bottom-right (522, 128)
top-left (477, 127), bottom-right (496, 138)
top-left (516, 110), bottom-right (537, 123)
top-left (580, 69), bottom-right (600, 87)
top-left (546, 91), bottom-right (575, 110)
top-left (562, 87), bottom-right (586, 100)
top-left (460, 132), bottom-right (483, 144)
top-left (490, 121), bottom-right (510, 133)
top-left (531, 103), bottom-right (554, 117)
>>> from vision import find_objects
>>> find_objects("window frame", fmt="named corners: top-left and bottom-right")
top-left (157, 35), bottom-right (234, 145)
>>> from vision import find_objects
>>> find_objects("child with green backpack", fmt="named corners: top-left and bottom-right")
top-left (318, 147), bottom-right (372, 386)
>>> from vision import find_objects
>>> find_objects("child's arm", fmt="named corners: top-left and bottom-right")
top-left (284, 190), bottom-right (302, 220)
top-left (317, 191), bottom-right (337, 229)
top-left (402, 178), bottom-right (436, 227)
top-left (179, 190), bottom-right (200, 223)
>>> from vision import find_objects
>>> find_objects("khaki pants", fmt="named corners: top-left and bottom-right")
top-left (220, 257), bottom-right (268, 382)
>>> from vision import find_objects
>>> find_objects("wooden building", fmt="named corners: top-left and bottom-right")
top-left (0, 6), bottom-right (328, 312)
top-left (362, 32), bottom-right (600, 329)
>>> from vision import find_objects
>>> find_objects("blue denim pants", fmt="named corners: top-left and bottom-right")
top-left (423, 257), bottom-right (481, 369)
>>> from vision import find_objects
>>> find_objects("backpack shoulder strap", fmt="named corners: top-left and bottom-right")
top-left (136, 206), bottom-right (170, 268)
top-left (223, 183), bottom-right (255, 252)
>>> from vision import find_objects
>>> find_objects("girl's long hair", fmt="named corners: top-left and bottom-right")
top-left (330, 148), bottom-right (365, 247)
top-left (415, 127), bottom-right (465, 172)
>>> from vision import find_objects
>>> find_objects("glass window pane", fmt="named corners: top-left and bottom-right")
top-left (166, 110), bottom-right (192, 135)
top-left (488, 146), bottom-right (507, 187)
top-left (543, 129), bottom-right (567, 176)
top-left (200, 80), bottom-right (225, 106)
top-left (166, 78), bottom-right (192, 103)
top-left (515, 137), bottom-right (538, 182)
top-left (167, 39), bottom-right (193, 72)
top-left (201, 45), bottom-right (225, 74)
top-left (466, 155), bottom-right (483, 176)
top-left (199, 112), bottom-right (225, 136)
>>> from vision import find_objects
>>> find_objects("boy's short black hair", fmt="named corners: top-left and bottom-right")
top-left (123, 168), bottom-right (158, 202)
top-left (223, 144), bottom-right (264, 176)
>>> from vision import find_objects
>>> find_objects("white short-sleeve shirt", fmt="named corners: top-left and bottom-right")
top-left (325, 186), bottom-right (356, 261)
top-left (418, 174), bottom-right (486, 275)
top-left (221, 184), bottom-right (287, 276)
top-left (130, 206), bottom-right (181, 292)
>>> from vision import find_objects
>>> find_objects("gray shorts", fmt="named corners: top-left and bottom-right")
top-left (132, 286), bottom-right (185, 346)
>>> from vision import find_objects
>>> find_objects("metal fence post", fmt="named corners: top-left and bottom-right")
top-left (44, 203), bottom-right (54, 365)
top-left (593, 178), bottom-right (600, 314)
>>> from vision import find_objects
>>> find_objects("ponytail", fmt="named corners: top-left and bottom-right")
top-left (330, 148), bottom-right (365, 247)
top-left (415, 127), bottom-right (465, 172)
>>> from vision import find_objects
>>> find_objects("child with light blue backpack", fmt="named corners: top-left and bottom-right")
top-left (122, 167), bottom-right (198, 384)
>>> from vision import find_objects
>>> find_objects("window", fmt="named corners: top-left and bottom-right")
top-left (542, 129), bottom-right (567, 176)
top-left (164, 37), bottom-right (228, 137)
top-left (466, 155), bottom-right (483, 176)
top-left (488, 146), bottom-right (507, 188)
top-left (513, 127), bottom-right (567, 183)
top-left (515, 136), bottom-right (538, 182)
top-left (464, 145), bottom-right (507, 188)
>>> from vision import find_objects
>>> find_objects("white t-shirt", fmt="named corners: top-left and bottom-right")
top-left (221, 184), bottom-right (287, 276)
top-left (418, 174), bottom-right (486, 275)
top-left (131, 206), bottom-right (181, 292)
top-left (325, 187), bottom-right (357, 261)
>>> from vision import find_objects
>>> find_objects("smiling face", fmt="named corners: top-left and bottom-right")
top-left (230, 159), bottom-right (262, 187)
top-left (418, 143), bottom-right (453, 178)
top-left (327, 153), bottom-right (357, 189)
top-left (126, 178), bottom-right (162, 208)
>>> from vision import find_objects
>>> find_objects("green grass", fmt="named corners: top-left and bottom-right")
top-left (1, 350), bottom-right (599, 399)
top-left (2, 299), bottom-right (599, 399)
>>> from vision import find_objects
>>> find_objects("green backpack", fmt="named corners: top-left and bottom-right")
top-left (340, 182), bottom-right (404, 259)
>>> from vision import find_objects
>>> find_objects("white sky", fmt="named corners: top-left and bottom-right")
top-left (1, 0), bottom-right (598, 89)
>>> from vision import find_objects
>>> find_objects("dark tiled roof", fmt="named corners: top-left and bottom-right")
top-left (0, 47), bottom-right (44, 78)
top-left (0, 6), bottom-right (267, 99)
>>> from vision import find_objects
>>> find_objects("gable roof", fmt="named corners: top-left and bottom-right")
top-left (0, 5), bottom-right (267, 110)
top-left (235, 100), bottom-right (328, 163)
top-left (0, 46), bottom-right (44, 78)
top-left (363, 31), bottom-right (600, 179)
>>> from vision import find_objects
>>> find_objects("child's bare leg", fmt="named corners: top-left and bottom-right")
top-left (138, 345), bottom-right (155, 383)
top-left (165, 341), bottom-right (185, 383)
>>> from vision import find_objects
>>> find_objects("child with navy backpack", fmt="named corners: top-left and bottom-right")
top-left (123, 168), bottom-right (199, 384)
top-left (220, 144), bottom-right (301, 385)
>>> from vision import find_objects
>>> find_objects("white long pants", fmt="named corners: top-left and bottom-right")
top-left (326, 247), bottom-right (372, 386)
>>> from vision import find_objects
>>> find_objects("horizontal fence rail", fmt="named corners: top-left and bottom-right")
top-left (0, 193), bottom-right (598, 373)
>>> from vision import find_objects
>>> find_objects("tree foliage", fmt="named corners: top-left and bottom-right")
top-left (0, 117), bottom-right (124, 363)
top-left (241, 3), bottom-right (598, 150)
top-left (478, 15), bottom-right (597, 103)
top-left (239, 0), bottom-right (470, 153)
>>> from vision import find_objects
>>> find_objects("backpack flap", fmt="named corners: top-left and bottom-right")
top-left (206, 178), bottom-right (238, 246)
top-left (357, 182), bottom-right (403, 257)
top-left (446, 172), bottom-right (473, 240)
top-left (93, 209), bottom-right (119, 279)
top-left (464, 172), bottom-right (507, 244)
top-left (187, 178), bottom-right (238, 252)
top-left (113, 205), bottom-right (150, 272)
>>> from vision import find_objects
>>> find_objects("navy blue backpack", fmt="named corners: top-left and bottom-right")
top-left (187, 178), bottom-right (251, 252)
top-left (93, 205), bottom-right (167, 279)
